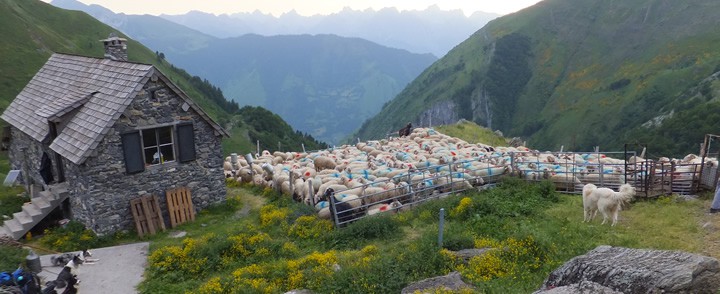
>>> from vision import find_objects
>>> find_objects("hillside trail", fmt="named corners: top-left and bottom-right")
top-left (700, 199), bottom-right (720, 259)
top-left (234, 188), bottom-right (267, 218)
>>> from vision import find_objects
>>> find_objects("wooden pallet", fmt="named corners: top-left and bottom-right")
top-left (130, 194), bottom-right (165, 237)
top-left (166, 187), bottom-right (195, 228)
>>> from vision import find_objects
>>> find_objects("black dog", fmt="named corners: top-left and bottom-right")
top-left (322, 188), bottom-right (356, 226)
top-left (44, 254), bottom-right (82, 294)
top-left (398, 122), bottom-right (413, 137)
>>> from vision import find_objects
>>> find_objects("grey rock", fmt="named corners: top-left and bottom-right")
top-left (508, 137), bottom-right (524, 147)
top-left (449, 248), bottom-right (494, 263)
top-left (284, 290), bottom-right (313, 294)
top-left (401, 271), bottom-right (474, 294)
top-left (169, 231), bottom-right (187, 238)
top-left (539, 245), bottom-right (720, 294)
top-left (416, 100), bottom-right (459, 128)
top-left (533, 280), bottom-right (623, 294)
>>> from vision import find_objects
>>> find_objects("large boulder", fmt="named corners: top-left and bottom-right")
top-left (533, 280), bottom-right (622, 294)
top-left (538, 245), bottom-right (720, 293)
top-left (401, 271), bottom-right (475, 294)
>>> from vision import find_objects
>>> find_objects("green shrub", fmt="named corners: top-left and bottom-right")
top-left (325, 214), bottom-right (401, 249)
top-left (0, 245), bottom-right (27, 272)
top-left (0, 187), bottom-right (28, 226)
top-left (441, 224), bottom-right (475, 251)
top-left (40, 220), bottom-right (127, 252)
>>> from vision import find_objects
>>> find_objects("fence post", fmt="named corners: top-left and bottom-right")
top-left (670, 162), bottom-right (675, 194)
top-left (448, 161), bottom-right (454, 194)
top-left (257, 140), bottom-right (260, 157)
top-left (438, 208), bottom-right (445, 247)
top-left (289, 172), bottom-right (294, 197)
top-left (329, 190), bottom-right (340, 229)
top-left (599, 162), bottom-right (604, 187)
top-left (301, 143), bottom-right (306, 153)
top-left (308, 179), bottom-right (314, 207)
top-left (510, 152), bottom-right (515, 177)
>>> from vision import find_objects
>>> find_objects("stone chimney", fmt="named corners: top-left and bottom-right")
top-left (100, 32), bottom-right (128, 62)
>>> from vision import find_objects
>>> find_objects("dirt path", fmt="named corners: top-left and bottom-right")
top-left (233, 188), bottom-right (266, 218)
top-left (700, 199), bottom-right (720, 259)
top-left (37, 242), bottom-right (149, 294)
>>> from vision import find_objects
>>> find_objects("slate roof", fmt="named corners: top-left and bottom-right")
top-left (1, 53), bottom-right (228, 165)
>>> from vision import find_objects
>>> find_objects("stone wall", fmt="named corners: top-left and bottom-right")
top-left (66, 75), bottom-right (226, 234)
top-left (8, 128), bottom-right (59, 189)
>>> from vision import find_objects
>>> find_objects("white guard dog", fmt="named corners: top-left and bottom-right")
top-left (583, 183), bottom-right (635, 226)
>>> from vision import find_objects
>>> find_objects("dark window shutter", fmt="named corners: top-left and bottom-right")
top-left (121, 131), bottom-right (144, 174)
top-left (176, 123), bottom-right (196, 163)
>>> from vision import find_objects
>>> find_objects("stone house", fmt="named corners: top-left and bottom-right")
top-left (0, 34), bottom-right (228, 236)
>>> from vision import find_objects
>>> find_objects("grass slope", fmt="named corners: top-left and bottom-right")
top-left (131, 179), bottom-right (716, 293)
top-left (4, 178), bottom-right (717, 292)
top-left (356, 0), bottom-right (720, 157)
top-left (435, 120), bottom-right (508, 147)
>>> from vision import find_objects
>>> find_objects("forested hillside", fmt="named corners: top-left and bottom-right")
top-left (170, 34), bottom-right (436, 144)
top-left (356, 0), bottom-right (720, 157)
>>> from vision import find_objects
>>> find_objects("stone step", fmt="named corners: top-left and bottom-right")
top-left (4, 219), bottom-right (23, 236)
top-left (0, 226), bottom-right (11, 238)
top-left (22, 203), bottom-right (43, 220)
top-left (13, 211), bottom-right (33, 226)
top-left (30, 197), bottom-right (51, 211)
top-left (38, 190), bottom-right (55, 201)
top-left (50, 182), bottom-right (69, 197)
top-left (2, 183), bottom-right (71, 240)
top-left (39, 190), bottom-right (64, 207)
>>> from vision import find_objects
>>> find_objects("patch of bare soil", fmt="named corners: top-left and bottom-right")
top-left (700, 199), bottom-right (720, 259)
top-left (233, 189), bottom-right (267, 218)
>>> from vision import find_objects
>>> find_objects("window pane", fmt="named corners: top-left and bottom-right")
top-left (144, 147), bottom-right (159, 165)
top-left (142, 129), bottom-right (157, 147)
top-left (158, 127), bottom-right (173, 145)
top-left (160, 144), bottom-right (175, 162)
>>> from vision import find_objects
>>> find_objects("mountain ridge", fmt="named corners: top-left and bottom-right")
top-left (356, 0), bottom-right (720, 157)
top-left (158, 5), bottom-right (498, 57)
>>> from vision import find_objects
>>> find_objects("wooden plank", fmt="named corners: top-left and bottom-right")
top-left (183, 187), bottom-right (195, 221)
top-left (166, 190), bottom-right (177, 228)
top-left (140, 195), bottom-right (156, 235)
top-left (150, 195), bottom-right (166, 231)
top-left (176, 189), bottom-right (186, 224)
top-left (130, 198), bottom-right (145, 237)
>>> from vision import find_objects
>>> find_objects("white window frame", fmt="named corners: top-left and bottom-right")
top-left (140, 125), bottom-right (176, 166)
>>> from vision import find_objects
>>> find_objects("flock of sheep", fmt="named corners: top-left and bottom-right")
top-left (223, 127), bottom-right (718, 223)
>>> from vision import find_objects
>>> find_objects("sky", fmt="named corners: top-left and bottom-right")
top-left (47, 0), bottom-right (544, 17)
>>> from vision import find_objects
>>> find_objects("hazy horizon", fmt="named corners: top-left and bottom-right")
top-left (44, 0), bottom-right (543, 17)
